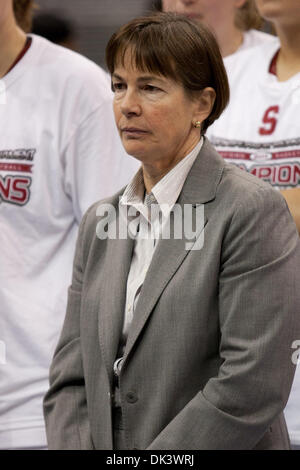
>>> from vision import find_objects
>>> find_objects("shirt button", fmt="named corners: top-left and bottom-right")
top-left (126, 391), bottom-right (138, 403)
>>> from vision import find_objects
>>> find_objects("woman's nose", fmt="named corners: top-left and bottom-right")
top-left (120, 90), bottom-right (141, 117)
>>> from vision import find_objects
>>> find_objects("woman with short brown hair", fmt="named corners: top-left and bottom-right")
top-left (44, 12), bottom-right (300, 450)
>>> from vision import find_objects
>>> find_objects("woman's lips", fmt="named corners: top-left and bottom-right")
top-left (122, 127), bottom-right (148, 133)
top-left (121, 128), bottom-right (149, 136)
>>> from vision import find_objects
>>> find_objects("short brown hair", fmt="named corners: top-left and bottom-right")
top-left (235, 0), bottom-right (262, 31)
top-left (13, 0), bottom-right (35, 33)
top-left (106, 12), bottom-right (229, 134)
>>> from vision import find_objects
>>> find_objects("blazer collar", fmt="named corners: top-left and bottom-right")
top-left (179, 137), bottom-right (225, 205)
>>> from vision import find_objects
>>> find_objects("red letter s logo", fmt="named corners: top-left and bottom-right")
top-left (259, 106), bottom-right (279, 135)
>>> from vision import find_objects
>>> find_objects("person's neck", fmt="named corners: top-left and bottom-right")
top-left (0, 18), bottom-right (27, 78)
top-left (142, 137), bottom-right (200, 194)
top-left (215, 24), bottom-right (244, 58)
top-left (142, 164), bottom-right (172, 194)
top-left (275, 24), bottom-right (300, 81)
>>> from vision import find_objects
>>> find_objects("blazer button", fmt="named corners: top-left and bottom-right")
top-left (126, 391), bottom-right (138, 403)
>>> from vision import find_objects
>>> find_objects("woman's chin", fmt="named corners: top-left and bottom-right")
top-left (123, 143), bottom-right (148, 162)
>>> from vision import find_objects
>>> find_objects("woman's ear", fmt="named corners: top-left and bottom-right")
top-left (194, 87), bottom-right (216, 124)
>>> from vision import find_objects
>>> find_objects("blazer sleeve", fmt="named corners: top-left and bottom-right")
top-left (148, 187), bottom-right (300, 450)
top-left (43, 208), bottom-right (94, 450)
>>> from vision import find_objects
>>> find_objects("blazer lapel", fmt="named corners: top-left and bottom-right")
top-left (97, 205), bottom-right (135, 383)
top-left (122, 138), bottom-right (225, 365)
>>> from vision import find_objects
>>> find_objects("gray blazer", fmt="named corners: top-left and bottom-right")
top-left (44, 138), bottom-right (300, 450)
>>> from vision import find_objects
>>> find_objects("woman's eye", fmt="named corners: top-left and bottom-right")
top-left (143, 85), bottom-right (160, 92)
top-left (112, 82), bottom-right (125, 92)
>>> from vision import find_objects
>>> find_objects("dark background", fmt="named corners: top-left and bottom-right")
top-left (33, 0), bottom-right (155, 69)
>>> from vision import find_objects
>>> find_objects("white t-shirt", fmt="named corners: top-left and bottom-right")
top-left (207, 37), bottom-right (300, 445)
top-left (238, 29), bottom-right (276, 54)
top-left (0, 34), bottom-right (139, 449)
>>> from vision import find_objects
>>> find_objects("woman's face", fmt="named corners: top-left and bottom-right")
top-left (255, 0), bottom-right (300, 25)
top-left (162, 0), bottom-right (246, 32)
top-left (112, 50), bottom-right (209, 168)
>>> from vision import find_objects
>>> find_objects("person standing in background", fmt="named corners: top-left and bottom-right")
top-left (207, 0), bottom-right (300, 449)
top-left (155, 0), bottom-right (275, 57)
top-left (0, 0), bottom-right (138, 450)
